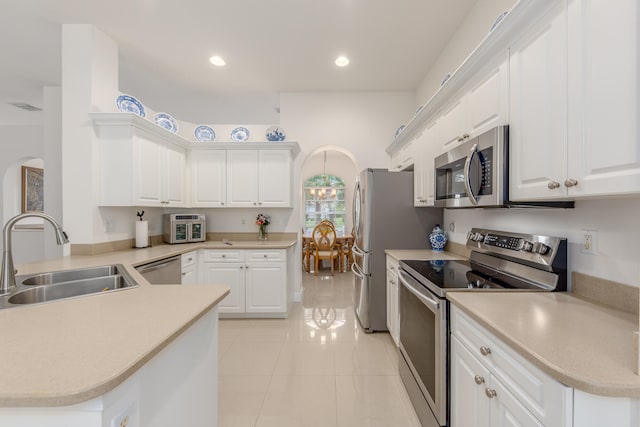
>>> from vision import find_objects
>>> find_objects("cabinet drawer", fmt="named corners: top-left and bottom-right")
top-left (451, 305), bottom-right (571, 426)
top-left (202, 249), bottom-right (244, 263)
top-left (181, 251), bottom-right (197, 268)
top-left (246, 250), bottom-right (286, 262)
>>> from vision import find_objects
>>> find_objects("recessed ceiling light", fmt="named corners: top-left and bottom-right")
top-left (335, 56), bottom-right (350, 67)
top-left (209, 56), bottom-right (226, 67)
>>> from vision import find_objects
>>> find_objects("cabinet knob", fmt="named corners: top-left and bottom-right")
top-left (253, 202), bottom-right (257, 206)
top-left (245, 265), bottom-right (249, 269)
top-left (474, 375), bottom-right (485, 385)
top-left (390, 280), bottom-right (396, 285)
top-left (264, 254), bottom-right (268, 258)
top-left (258, 202), bottom-right (263, 205)
top-left (239, 266), bottom-right (243, 269)
top-left (457, 136), bottom-right (464, 142)
top-left (182, 272), bottom-right (187, 276)
top-left (564, 178), bottom-right (578, 187)
top-left (462, 133), bottom-right (470, 139)
top-left (547, 181), bottom-right (561, 189)
top-left (221, 202), bottom-right (225, 206)
top-left (485, 388), bottom-right (497, 399)
top-left (222, 254), bottom-right (226, 258)
top-left (479, 346), bottom-right (492, 356)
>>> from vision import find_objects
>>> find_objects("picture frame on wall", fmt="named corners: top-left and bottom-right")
top-left (21, 166), bottom-right (44, 213)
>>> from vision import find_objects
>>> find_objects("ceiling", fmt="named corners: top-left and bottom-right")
top-left (0, 0), bottom-right (477, 124)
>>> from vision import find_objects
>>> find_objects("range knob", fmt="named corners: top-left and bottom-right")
top-left (532, 242), bottom-right (550, 255)
top-left (522, 241), bottom-right (534, 252)
top-left (467, 231), bottom-right (485, 242)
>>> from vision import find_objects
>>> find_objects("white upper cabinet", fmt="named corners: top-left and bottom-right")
top-left (190, 149), bottom-right (227, 207)
top-left (226, 149), bottom-right (293, 208)
top-left (414, 119), bottom-right (439, 207)
top-left (566, 0), bottom-right (640, 197)
top-left (509, 3), bottom-right (568, 200)
top-left (439, 96), bottom-right (468, 151)
top-left (389, 140), bottom-right (415, 171)
top-left (511, 0), bottom-right (640, 200)
top-left (94, 114), bottom-right (187, 207)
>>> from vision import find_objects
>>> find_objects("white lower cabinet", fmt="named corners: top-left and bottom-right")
top-left (450, 305), bottom-right (572, 427)
top-left (181, 251), bottom-right (198, 285)
top-left (385, 255), bottom-right (399, 346)
top-left (201, 249), bottom-right (287, 317)
top-left (451, 305), bottom-right (640, 427)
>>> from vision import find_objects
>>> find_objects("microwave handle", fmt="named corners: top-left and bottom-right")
top-left (463, 142), bottom-right (479, 206)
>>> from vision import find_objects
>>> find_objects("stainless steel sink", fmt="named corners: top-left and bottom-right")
top-left (21, 265), bottom-right (125, 286)
top-left (0, 264), bottom-right (138, 309)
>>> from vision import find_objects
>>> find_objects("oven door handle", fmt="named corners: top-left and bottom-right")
top-left (398, 270), bottom-right (440, 312)
top-left (463, 142), bottom-right (479, 206)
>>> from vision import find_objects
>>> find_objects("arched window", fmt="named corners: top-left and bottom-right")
top-left (303, 174), bottom-right (346, 235)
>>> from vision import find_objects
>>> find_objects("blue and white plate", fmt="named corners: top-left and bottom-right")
top-left (394, 125), bottom-right (406, 138)
top-left (265, 126), bottom-right (286, 142)
top-left (440, 73), bottom-right (451, 87)
top-left (116, 94), bottom-right (146, 118)
top-left (489, 11), bottom-right (508, 32)
top-left (154, 112), bottom-right (178, 133)
top-left (194, 125), bottom-right (216, 142)
top-left (415, 105), bottom-right (424, 116)
top-left (231, 127), bottom-right (250, 142)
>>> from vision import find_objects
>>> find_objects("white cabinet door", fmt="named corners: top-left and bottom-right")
top-left (509, 3), bottom-right (568, 201)
top-left (258, 150), bottom-right (292, 207)
top-left (135, 137), bottom-right (164, 205)
top-left (164, 145), bottom-right (186, 206)
top-left (467, 55), bottom-right (509, 138)
top-left (439, 96), bottom-right (467, 151)
top-left (423, 120), bottom-right (440, 207)
top-left (202, 263), bottom-right (245, 313)
top-left (191, 150), bottom-right (227, 207)
top-left (244, 261), bottom-right (286, 313)
top-left (490, 377), bottom-right (544, 427)
top-left (390, 141), bottom-right (414, 171)
top-left (227, 150), bottom-right (259, 207)
top-left (412, 130), bottom-right (427, 206)
top-left (181, 265), bottom-right (197, 285)
top-left (385, 256), bottom-right (400, 345)
top-left (450, 336), bottom-right (491, 427)
top-left (567, 0), bottom-right (640, 197)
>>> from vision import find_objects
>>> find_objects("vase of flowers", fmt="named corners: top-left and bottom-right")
top-left (256, 213), bottom-right (271, 240)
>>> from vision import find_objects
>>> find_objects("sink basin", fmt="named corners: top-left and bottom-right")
top-left (0, 264), bottom-right (139, 308)
top-left (9, 274), bottom-right (136, 305)
top-left (21, 265), bottom-right (125, 286)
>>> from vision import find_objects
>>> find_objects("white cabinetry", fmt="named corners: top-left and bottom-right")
top-left (450, 305), bottom-right (572, 427)
top-left (190, 150), bottom-right (226, 207)
top-left (440, 55), bottom-right (509, 152)
top-left (94, 114), bottom-right (187, 207)
top-left (511, 0), bottom-right (640, 200)
top-left (414, 120), bottom-right (439, 207)
top-left (181, 251), bottom-right (198, 285)
top-left (389, 141), bottom-right (414, 172)
top-left (226, 150), bottom-right (292, 207)
top-left (385, 255), bottom-right (399, 346)
top-left (201, 249), bottom-right (287, 317)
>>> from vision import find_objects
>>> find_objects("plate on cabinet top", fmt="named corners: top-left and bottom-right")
top-left (440, 73), bottom-right (451, 87)
top-left (394, 125), bottom-right (406, 138)
top-left (265, 126), bottom-right (286, 142)
top-left (489, 11), bottom-right (508, 32)
top-left (194, 125), bottom-right (216, 142)
top-left (154, 112), bottom-right (178, 133)
top-left (231, 127), bottom-right (250, 142)
top-left (115, 94), bottom-right (146, 118)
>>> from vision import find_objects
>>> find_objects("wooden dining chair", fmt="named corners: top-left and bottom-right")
top-left (311, 221), bottom-right (340, 275)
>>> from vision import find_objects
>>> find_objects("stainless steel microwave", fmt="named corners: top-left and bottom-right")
top-left (434, 126), bottom-right (508, 208)
top-left (163, 214), bottom-right (206, 244)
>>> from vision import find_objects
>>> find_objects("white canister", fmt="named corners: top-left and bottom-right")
top-left (135, 220), bottom-right (149, 248)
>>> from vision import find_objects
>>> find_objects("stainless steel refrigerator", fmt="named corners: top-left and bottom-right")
top-left (351, 169), bottom-right (443, 332)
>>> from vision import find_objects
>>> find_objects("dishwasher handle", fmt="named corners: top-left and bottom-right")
top-left (136, 256), bottom-right (180, 274)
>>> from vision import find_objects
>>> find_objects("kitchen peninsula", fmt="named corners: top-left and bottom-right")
top-left (0, 241), bottom-right (254, 426)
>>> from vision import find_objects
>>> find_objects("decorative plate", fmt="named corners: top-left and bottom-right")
top-left (265, 126), bottom-right (286, 142)
top-left (415, 105), bottom-right (424, 115)
top-left (154, 112), bottom-right (178, 133)
top-left (194, 125), bottom-right (216, 142)
top-left (394, 125), bottom-right (406, 138)
top-left (489, 11), bottom-right (509, 32)
top-left (440, 73), bottom-right (451, 87)
top-left (231, 127), bottom-right (250, 142)
top-left (116, 94), bottom-right (146, 118)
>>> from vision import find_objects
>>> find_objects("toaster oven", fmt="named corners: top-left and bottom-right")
top-left (163, 214), bottom-right (206, 244)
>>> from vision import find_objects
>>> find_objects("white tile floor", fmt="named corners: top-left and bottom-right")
top-left (218, 271), bottom-right (421, 427)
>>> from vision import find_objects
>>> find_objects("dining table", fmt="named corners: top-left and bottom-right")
top-left (302, 233), bottom-right (354, 273)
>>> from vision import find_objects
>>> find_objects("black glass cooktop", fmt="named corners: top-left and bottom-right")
top-left (400, 259), bottom-right (512, 298)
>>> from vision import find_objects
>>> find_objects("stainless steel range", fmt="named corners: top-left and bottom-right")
top-left (397, 228), bottom-right (567, 427)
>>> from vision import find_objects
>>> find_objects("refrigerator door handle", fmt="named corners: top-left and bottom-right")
top-left (351, 262), bottom-right (365, 278)
top-left (353, 180), bottom-right (361, 238)
top-left (352, 243), bottom-right (366, 257)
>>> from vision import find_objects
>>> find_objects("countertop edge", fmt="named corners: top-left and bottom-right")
top-left (447, 293), bottom-right (640, 398)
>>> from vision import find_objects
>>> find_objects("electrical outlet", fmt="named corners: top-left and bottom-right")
top-left (581, 230), bottom-right (597, 255)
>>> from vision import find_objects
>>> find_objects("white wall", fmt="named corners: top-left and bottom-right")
top-left (415, 0), bottom-right (517, 107)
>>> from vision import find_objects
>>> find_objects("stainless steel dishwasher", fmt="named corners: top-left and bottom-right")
top-left (135, 256), bottom-right (182, 285)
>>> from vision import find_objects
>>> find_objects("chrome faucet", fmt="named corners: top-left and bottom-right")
top-left (1, 212), bottom-right (69, 296)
